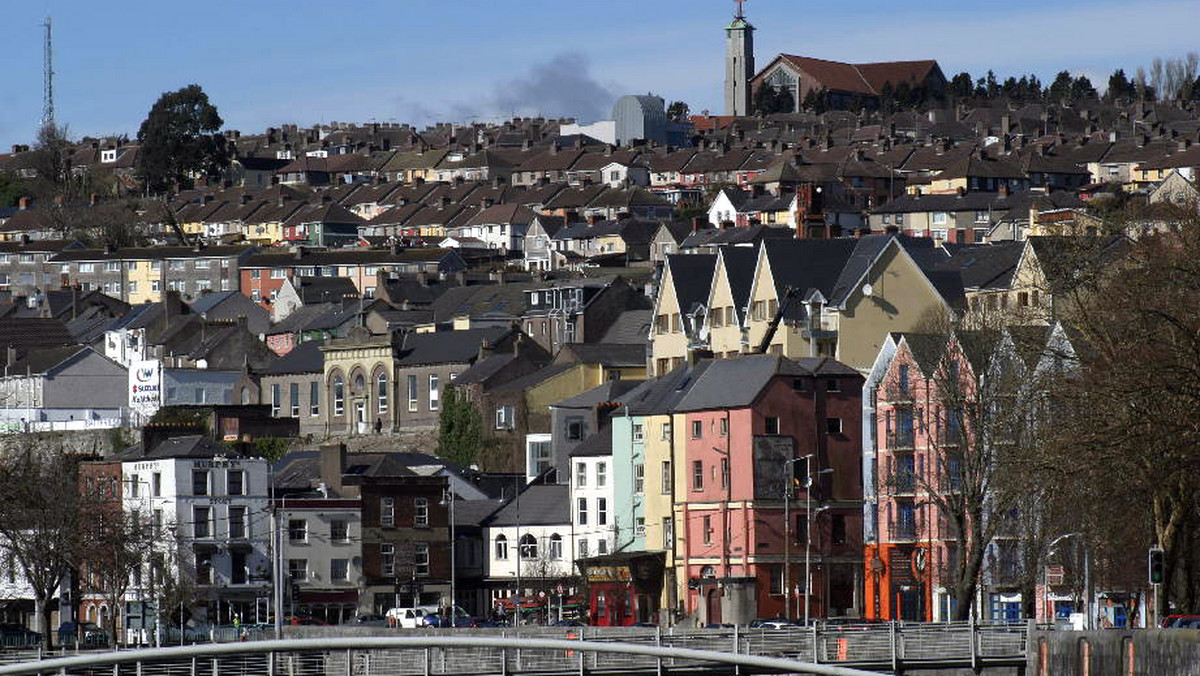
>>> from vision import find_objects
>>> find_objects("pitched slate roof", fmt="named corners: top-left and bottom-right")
top-left (260, 339), bottom-right (325, 375)
top-left (619, 362), bottom-right (714, 416)
top-left (560, 342), bottom-right (646, 368)
top-left (394, 327), bottom-right (511, 367)
top-left (664, 254), bottom-right (717, 317)
top-left (674, 355), bottom-right (859, 412)
top-left (485, 483), bottom-right (569, 527)
top-left (4, 344), bottom-right (90, 375)
top-left (135, 435), bottom-right (245, 460)
top-left (568, 426), bottom-right (613, 458)
top-left (600, 309), bottom-right (653, 344)
top-left (939, 242), bottom-right (1024, 290)
top-left (552, 380), bottom-right (643, 410)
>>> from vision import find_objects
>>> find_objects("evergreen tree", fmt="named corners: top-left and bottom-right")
top-left (1106, 69), bottom-right (1134, 103)
top-left (1048, 71), bottom-right (1074, 101)
top-left (949, 72), bottom-right (974, 100)
top-left (136, 84), bottom-right (228, 194)
top-left (667, 101), bottom-right (690, 121)
top-left (1071, 75), bottom-right (1098, 101)
top-left (753, 85), bottom-right (794, 115)
top-left (437, 387), bottom-right (483, 468)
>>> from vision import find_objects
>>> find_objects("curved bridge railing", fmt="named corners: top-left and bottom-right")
top-left (0, 636), bottom-right (890, 676)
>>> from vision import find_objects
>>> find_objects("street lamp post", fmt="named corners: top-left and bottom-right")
top-left (1045, 532), bottom-right (1089, 629)
top-left (785, 455), bottom-right (833, 624)
top-left (804, 457), bottom-right (835, 626)
top-left (441, 489), bottom-right (457, 625)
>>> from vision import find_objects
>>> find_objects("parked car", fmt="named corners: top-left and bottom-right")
top-left (1161, 615), bottom-right (1200, 628)
top-left (704, 623), bottom-right (735, 629)
top-left (551, 619), bottom-right (588, 627)
top-left (56, 621), bottom-right (107, 647)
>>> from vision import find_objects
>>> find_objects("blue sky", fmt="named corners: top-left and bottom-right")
top-left (2, 0), bottom-right (1198, 148)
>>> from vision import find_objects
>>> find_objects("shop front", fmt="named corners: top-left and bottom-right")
top-left (577, 552), bottom-right (665, 626)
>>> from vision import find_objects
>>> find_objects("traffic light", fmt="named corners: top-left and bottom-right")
top-left (1148, 548), bottom-right (1165, 585)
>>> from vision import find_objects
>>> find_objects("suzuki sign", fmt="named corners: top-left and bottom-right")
top-left (129, 359), bottom-right (162, 416)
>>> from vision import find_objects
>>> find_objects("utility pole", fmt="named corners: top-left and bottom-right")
top-left (42, 15), bottom-right (54, 127)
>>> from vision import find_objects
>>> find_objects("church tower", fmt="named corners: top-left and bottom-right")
top-left (724, 0), bottom-right (755, 116)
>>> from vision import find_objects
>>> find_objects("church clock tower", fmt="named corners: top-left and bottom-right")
top-left (724, 0), bottom-right (755, 116)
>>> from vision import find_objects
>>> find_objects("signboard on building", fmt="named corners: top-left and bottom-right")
top-left (129, 359), bottom-right (162, 416)
top-left (752, 435), bottom-right (795, 499)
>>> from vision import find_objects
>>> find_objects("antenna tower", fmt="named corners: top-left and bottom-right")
top-left (42, 15), bottom-right (54, 127)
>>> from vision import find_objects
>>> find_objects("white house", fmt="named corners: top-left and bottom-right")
top-left (121, 437), bottom-right (272, 624)
top-left (483, 483), bottom-right (574, 612)
top-left (600, 162), bottom-right (650, 188)
top-left (569, 434), bottom-right (616, 560)
top-left (447, 205), bottom-right (539, 254)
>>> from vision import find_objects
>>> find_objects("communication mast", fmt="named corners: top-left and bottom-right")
top-left (42, 15), bottom-right (54, 127)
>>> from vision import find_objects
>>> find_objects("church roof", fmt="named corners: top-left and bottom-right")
top-left (764, 55), bottom-right (941, 97)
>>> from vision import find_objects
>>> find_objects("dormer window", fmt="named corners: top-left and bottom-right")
top-left (101, 149), bottom-right (117, 163)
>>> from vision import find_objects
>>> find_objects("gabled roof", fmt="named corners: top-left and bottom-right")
top-left (663, 254), bottom-right (717, 316)
top-left (716, 247), bottom-right (759, 323)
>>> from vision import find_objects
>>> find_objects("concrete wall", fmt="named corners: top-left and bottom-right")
top-left (1030, 629), bottom-right (1200, 676)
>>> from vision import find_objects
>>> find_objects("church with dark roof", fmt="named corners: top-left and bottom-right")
top-left (724, 1), bottom-right (946, 114)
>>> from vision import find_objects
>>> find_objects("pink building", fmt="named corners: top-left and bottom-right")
top-left (671, 355), bottom-right (863, 624)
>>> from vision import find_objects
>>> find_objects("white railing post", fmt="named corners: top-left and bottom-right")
top-left (811, 623), bottom-right (819, 664)
top-left (655, 627), bottom-right (663, 676)
top-left (889, 620), bottom-right (898, 674)
top-left (969, 613), bottom-right (978, 671)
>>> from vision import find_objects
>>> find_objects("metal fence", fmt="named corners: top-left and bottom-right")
top-left (0, 623), bottom-right (1029, 676)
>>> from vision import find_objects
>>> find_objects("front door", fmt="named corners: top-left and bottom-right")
top-left (706, 589), bottom-right (721, 625)
top-left (355, 400), bottom-right (367, 434)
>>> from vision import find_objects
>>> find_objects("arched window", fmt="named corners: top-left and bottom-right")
top-left (494, 535), bottom-right (508, 560)
top-left (354, 373), bottom-right (365, 391)
top-left (520, 533), bottom-right (538, 560)
top-left (549, 533), bottom-right (563, 560)
top-left (241, 388), bottom-right (252, 405)
top-left (377, 372), bottom-right (388, 413)
top-left (332, 375), bottom-right (345, 416)
top-left (700, 565), bottom-right (716, 579)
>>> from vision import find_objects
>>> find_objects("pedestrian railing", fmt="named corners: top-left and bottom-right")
top-left (0, 622), bottom-right (1029, 676)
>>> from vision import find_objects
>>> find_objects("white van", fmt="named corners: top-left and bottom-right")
top-left (385, 605), bottom-right (440, 628)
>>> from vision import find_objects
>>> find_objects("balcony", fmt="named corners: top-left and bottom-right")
top-left (890, 471), bottom-right (917, 495)
top-left (886, 431), bottom-right (915, 450)
top-left (889, 519), bottom-right (917, 541)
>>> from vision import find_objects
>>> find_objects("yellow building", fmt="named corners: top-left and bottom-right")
top-left (652, 236), bottom-right (963, 374)
top-left (649, 254), bottom-right (717, 376)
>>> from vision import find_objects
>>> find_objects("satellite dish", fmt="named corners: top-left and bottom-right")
top-left (861, 283), bottom-right (873, 297)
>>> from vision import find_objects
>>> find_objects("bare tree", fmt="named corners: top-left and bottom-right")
top-left (78, 501), bottom-right (155, 646)
top-left (0, 445), bottom-right (83, 649)
top-left (1048, 210), bottom-right (1200, 618)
